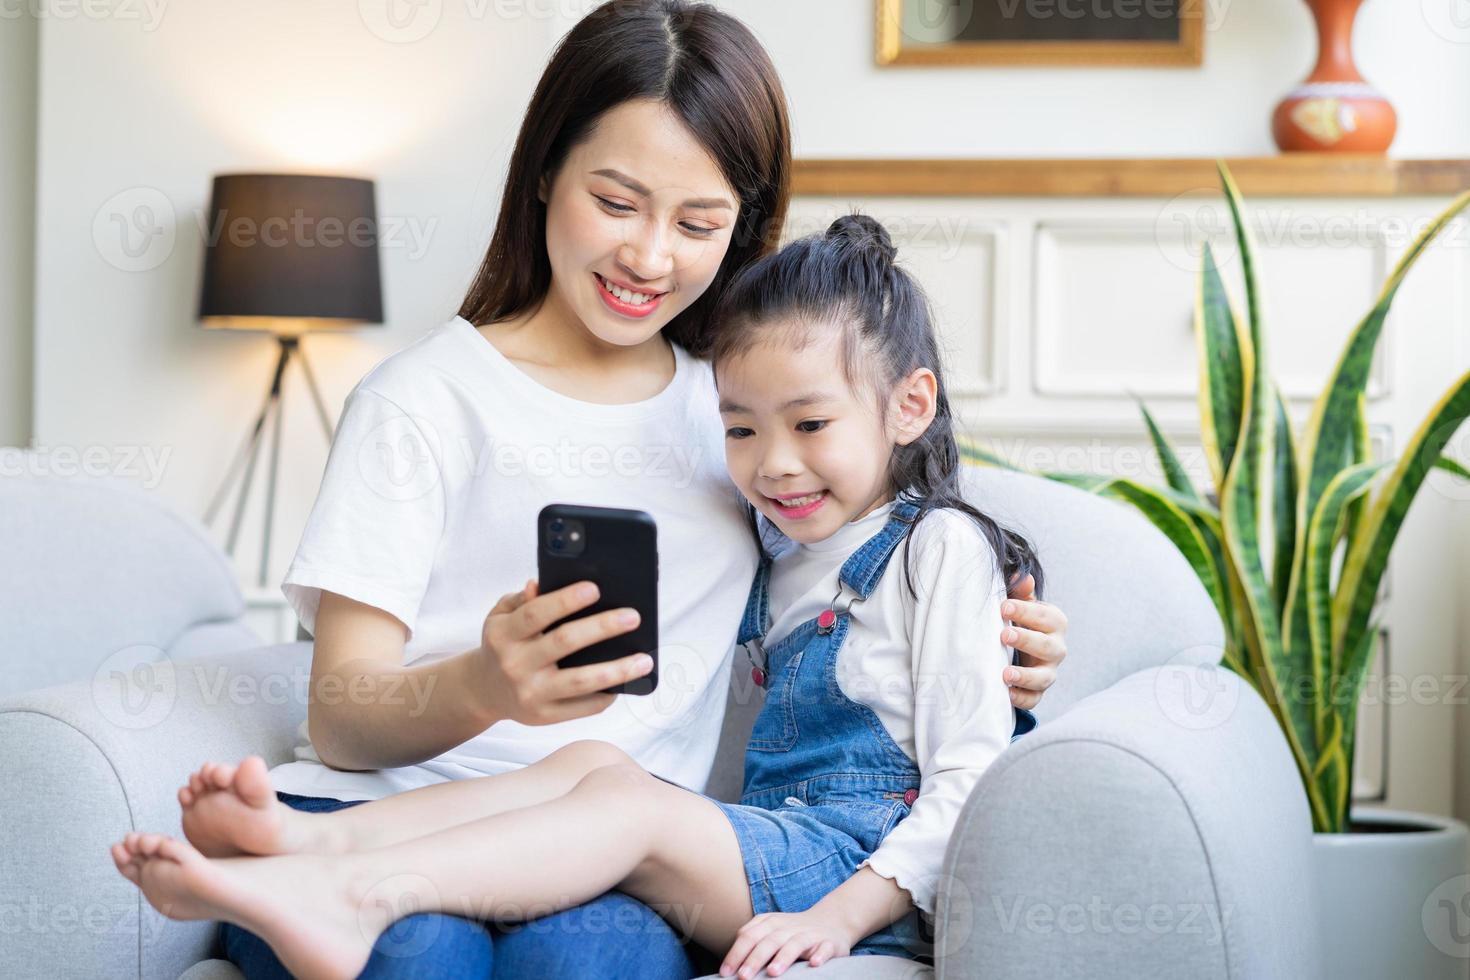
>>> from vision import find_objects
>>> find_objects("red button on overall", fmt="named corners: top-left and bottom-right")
top-left (752, 666), bottom-right (766, 687)
top-left (816, 609), bottom-right (837, 633)
top-left (903, 788), bottom-right (919, 806)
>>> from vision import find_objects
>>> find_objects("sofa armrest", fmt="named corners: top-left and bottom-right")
top-left (0, 641), bottom-right (312, 980)
top-left (934, 665), bottom-right (1320, 980)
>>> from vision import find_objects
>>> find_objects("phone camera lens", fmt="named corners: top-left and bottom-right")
top-left (550, 536), bottom-right (565, 551)
top-left (549, 519), bottom-right (565, 533)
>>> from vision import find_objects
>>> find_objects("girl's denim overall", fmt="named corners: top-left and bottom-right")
top-left (707, 498), bottom-right (1037, 960)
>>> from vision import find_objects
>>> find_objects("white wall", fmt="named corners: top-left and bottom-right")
top-left (1, 9), bottom-right (38, 448)
top-left (29, 0), bottom-right (555, 589)
top-left (23, 0), bottom-right (1470, 593)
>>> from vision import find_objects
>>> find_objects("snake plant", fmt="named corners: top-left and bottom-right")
top-left (962, 162), bottom-right (1470, 833)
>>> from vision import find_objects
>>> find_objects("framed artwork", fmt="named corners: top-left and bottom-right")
top-left (876, 0), bottom-right (1205, 67)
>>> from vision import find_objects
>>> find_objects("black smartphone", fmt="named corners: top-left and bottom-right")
top-left (537, 504), bottom-right (659, 696)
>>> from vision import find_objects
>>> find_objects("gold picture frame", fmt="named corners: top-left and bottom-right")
top-left (876, 0), bottom-right (1205, 67)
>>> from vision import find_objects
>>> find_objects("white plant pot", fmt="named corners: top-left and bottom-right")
top-left (1312, 808), bottom-right (1470, 979)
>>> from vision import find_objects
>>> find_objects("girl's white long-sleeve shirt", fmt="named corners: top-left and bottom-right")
top-left (761, 500), bottom-right (1016, 916)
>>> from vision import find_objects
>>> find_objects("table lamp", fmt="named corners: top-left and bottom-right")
top-left (198, 173), bottom-right (383, 587)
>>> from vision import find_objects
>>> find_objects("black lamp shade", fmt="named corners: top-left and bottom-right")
top-left (198, 173), bottom-right (383, 333)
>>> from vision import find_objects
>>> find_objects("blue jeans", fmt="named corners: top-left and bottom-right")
top-left (216, 791), bottom-right (712, 979)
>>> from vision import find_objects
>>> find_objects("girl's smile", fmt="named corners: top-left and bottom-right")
top-left (767, 489), bottom-right (829, 519)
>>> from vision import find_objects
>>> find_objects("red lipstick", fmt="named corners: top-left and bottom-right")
top-left (594, 272), bottom-right (666, 319)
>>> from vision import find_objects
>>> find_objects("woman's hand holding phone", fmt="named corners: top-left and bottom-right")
top-left (474, 578), bottom-right (654, 726)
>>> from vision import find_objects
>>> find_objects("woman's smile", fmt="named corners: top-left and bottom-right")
top-left (594, 271), bottom-right (668, 319)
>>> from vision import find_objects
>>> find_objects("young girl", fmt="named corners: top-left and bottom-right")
top-left (135, 2), bottom-right (1068, 976)
top-left (110, 213), bottom-right (1044, 980)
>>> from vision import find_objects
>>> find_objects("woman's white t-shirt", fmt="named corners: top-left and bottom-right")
top-left (269, 315), bottom-right (757, 801)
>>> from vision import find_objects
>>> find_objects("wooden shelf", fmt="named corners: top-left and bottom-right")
top-left (792, 157), bottom-right (1470, 198)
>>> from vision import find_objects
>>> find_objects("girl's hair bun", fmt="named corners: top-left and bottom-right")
top-left (825, 213), bottom-right (897, 264)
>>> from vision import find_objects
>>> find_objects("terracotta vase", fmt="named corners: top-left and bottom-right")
top-left (1272, 0), bottom-right (1396, 153)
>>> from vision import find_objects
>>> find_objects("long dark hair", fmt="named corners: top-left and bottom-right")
top-left (710, 213), bottom-right (1045, 599)
top-left (456, 0), bottom-right (791, 358)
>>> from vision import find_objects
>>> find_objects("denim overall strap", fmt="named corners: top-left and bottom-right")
top-left (837, 497), bottom-right (923, 600)
top-left (739, 508), bottom-right (925, 804)
top-left (738, 497), bottom-right (921, 648)
top-left (736, 554), bottom-right (773, 646)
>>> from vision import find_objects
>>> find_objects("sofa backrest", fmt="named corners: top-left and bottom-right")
top-left (0, 468), bottom-right (262, 699)
top-left (704, 465), bottom-right (1224, 801)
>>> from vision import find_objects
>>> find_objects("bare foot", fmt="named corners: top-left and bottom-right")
top-left (179, 756), bottom-right (333, 858)
top-left (109, 831), bottom-right (378, 980)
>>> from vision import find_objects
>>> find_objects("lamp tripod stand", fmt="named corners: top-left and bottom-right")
top-left (197, 172), bottom-right (381, 591)
top-left (204, 335), bottom-right (334, 588)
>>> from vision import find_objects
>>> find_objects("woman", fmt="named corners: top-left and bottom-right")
top-left (209, 3), bottom-right (1069, 977)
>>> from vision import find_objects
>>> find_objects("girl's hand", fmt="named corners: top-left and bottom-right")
top-left (1002, 572), bottom-right (1068, 711)
top-left (719, 910), bottom-right (854, 978)
top-left (474, 579), bottom-right (652, 726)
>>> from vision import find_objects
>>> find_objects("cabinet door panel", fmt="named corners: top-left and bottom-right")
top-left (1033, 220), bottom-right (1388, 400)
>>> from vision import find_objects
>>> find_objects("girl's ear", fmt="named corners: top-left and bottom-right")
top-left (890, 367), bottom-right (937, 446)
top-left (537, 174), bottom-right (549, 204)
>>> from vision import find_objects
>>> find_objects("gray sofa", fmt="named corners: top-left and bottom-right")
top-left (0, 466), bottom-right (1320, 979)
